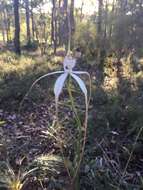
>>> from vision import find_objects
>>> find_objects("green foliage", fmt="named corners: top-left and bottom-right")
top-left (0, 51), bottom-right (59, 108)
top-left (74, 19), bottom-right (96, 60)
top-left (84, 56), bottom-right (143, 190)
top-left (0, 0), bottom-right (143, 189)
top-left (23, 40), bottom-right (39, 51)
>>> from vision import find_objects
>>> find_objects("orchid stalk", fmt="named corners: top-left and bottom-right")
top-left (20, 54), bottom-right (91, 189)
top-left (53, 55), bottom-right (91, 188)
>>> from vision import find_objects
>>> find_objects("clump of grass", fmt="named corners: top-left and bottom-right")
top-left (0, 161), bottom-right (38, 190)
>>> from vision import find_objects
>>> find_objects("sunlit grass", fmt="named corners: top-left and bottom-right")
top-left (0, 51), bottom-right (61, 105)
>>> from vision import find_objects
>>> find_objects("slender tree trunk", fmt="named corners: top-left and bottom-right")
top-left (109, 0), bottom-right (115, 39)
top-left (63, 0), bottom-right (68, 50)
top-left (6, 5), bottom-right (12, 42)
top-left (1, 27), bottom-right (6, 44)
top-left (51, 0), bottom-right (55, 45)
top-left (70, 0), bottom-right (75, 29)
top-left (104, 0), bottom-right (108, 40)
top-left (3, 9), bottom-right (9, 43)
top-left (54, 15), bottom-right (58, 54)
top-left (97, 0), bottom-right (103, 65)
top-left (51, 0), bottom-right (57, 54)
top-left (96, 0), bottom-right (106, 84)
top-left (97, 0), bottom-right (103, 36)
top-left (70, 0), bottom-right (75, 48)
top-left (25, 0), bottom-right (31, 45)
top-left (13, 0), bottom-right (21, 55)
top-left (58, 0), bottom-right (62, 46)
top-left (80, 1), bottom-right (84, 21)
top-left (31, 8), bottom-right (35, 40)
top-left (0, 12), bottom-right (6, 44)
top-left (7, 17), bottom-right (11, 41)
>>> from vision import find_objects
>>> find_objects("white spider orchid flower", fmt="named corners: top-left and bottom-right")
top-left (21, 55), bottom-right (90, 116)
top-left (54, 55), bottom-right (89, 110)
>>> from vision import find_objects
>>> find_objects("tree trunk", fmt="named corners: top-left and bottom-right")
top-left (0, 12), bottom-right (6, 44)
top-left (25, 0), bottom-right (31, 45)
top-left (54, 12), bottom-right (58, 54)
top-left (51, 0), bottom-right (55, 45)
top-left (58, 0), bottom-right (62, 46)
top-left (3, 9), bottom-right (9, 43)
top-left (7, 16), bottom-right (11, 42)
top-left (80, 1), bottom-right (84, 21)
top-left (108, 0), bottom-right (115, 41)
top-left (103, 0), bottom-right (108, 40)
top-left (70, 0), bottom-right (75, 48)
top-left (62, 0), bottom-right (68, 50)
top-left (51, 0), bottom-right (57, 54)
top-left (13, 0), bottom-right (21, 55)
top-left (97, 0), bottom-right (103, 65)
top-left (31, 8), bottom-right (35, 40)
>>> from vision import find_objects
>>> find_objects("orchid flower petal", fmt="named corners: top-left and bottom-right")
top-left (72, 71), bottom-right (89, 75)
top-left (30, 71), bottom-right (64, 89)
top-left (19, 71), bottom-right (64, 111)
top-left (54, 72), bottom-right (68, 102)
top-left (27, 71), bottom-right (64, 95)
top-left (72, 71), bottom-right (91, 105)
top-left (54, 73), bottom-right (68, 116)
top-left (71, 73), bottom-right (87, 98)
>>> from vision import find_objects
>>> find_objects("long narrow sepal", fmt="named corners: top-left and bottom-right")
top-left (72, 71), bottom-right (89, 75)
top-left (19, 71), bottom-right (64, 112)
top-left (71, 73), bottom-right (87, 97)
top-left (54, 73), bottom-right (68, 116)
top-left (73, 71), bottom-right (91, 106)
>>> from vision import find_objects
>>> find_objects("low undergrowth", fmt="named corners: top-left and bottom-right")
top-left (0, 51), bottom-right (62, 109)
top-left (0, 51), bottom-right (143, 189)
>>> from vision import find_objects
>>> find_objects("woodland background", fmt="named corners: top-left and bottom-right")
top-left (0, 0), bottom-right (143, 190)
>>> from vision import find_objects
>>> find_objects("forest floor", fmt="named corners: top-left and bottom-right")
top-left (0, 51), bottom-right (143, 190)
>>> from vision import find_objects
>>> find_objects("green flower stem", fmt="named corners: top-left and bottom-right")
top-left (67, 76), bottom-right (83, 190)
top-left (67, 78), bottom-right (82, 129)
top-left (67, 77), bottom-right (82, 159)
